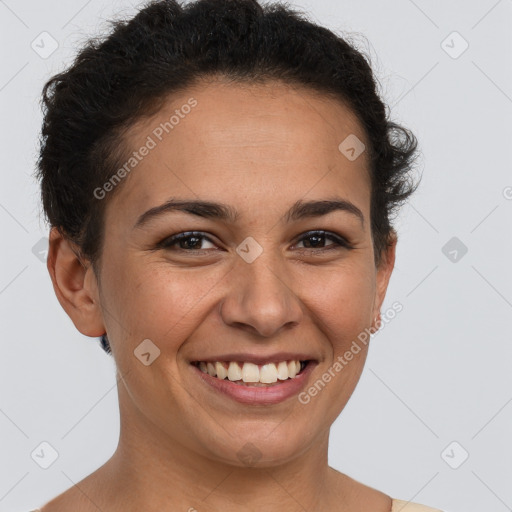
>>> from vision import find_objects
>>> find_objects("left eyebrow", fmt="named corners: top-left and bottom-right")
top-left (285, 198), bottom-right (364, 227)
top-left (133, 197), bottom-right (364, 230)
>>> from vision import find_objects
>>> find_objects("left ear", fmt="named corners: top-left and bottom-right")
top-left (371, 230), bottom-right (397, 328)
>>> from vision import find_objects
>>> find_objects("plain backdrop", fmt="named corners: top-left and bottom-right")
top-left (1, 0), bottom-right (511, 511)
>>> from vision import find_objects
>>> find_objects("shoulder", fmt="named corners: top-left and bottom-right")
top-left (392, 499), bottom-right (445, 511)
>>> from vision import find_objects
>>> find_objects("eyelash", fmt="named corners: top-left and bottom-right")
top-left (157, 230), bottom-right (353, 253)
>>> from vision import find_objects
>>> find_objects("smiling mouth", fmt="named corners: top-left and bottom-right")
top-left (191, 360), bottom-right (311, 387)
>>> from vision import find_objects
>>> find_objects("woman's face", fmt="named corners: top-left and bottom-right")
top-left (76, 79), bottom-right (395, 466)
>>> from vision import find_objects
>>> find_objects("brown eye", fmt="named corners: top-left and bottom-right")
top-left (159, 232), bottom-right (217, 251)
top-left (295, 231), bottom-right (351, 250)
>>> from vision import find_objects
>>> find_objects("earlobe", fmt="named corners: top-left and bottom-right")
top-left (47, 227), bottom-right (105, 338)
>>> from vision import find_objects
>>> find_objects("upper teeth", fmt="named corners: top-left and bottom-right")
top-left (197, 360), bottom-right (303, 384)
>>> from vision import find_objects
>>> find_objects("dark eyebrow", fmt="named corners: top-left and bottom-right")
top-left (286, 198), bottom-right (364, 227)
top-left (133, 199), bottom-right (239, 229)
top-left (133, 197), bottom-right (364, 229)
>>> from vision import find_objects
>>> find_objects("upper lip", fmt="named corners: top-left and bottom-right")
top-left (190, 352), bottom-right (318, 365)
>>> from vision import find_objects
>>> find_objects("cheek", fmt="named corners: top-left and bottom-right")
top-left (300, 262), bottom-right (376, 341)
top-left (100, 243), bottom-right (376, 357)
top-left (295, 267), bottom-right (375, 425)
top-left (108, 261), bottom-right (226, 348)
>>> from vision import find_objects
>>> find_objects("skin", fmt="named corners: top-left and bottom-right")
top-left (43, 78), bottom-right (397, 512)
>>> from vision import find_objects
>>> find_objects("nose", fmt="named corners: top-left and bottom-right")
top-left (219, 256), bottom-right (303, 338)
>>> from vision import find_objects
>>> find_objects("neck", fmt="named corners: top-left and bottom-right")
top-left (95, 385), bottom-right (346, 511)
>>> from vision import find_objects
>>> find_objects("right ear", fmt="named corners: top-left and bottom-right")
top-left (47, 227), bottom-right (105, 338)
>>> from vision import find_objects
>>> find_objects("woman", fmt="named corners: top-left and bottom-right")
top-left (33, 0), bottom-right (445, 510)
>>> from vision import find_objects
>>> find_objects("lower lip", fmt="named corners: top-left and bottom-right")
top-left (191, 362), bottom-right (316, 405)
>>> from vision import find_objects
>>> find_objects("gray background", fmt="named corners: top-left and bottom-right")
top-left (1, 0), bottom-right (511, 511)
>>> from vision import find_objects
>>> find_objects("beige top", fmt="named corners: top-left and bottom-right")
top-left (392, 499), bottom-right (444, 511)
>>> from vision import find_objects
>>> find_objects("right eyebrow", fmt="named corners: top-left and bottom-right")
top-left (133, 199), bottom-right (240, 230)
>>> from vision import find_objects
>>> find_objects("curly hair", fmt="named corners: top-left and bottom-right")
top-left (36, 0), bottom-right (420, 355)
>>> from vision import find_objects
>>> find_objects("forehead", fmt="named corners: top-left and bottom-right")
top-left (106, 79), bottom-right (371, 224)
